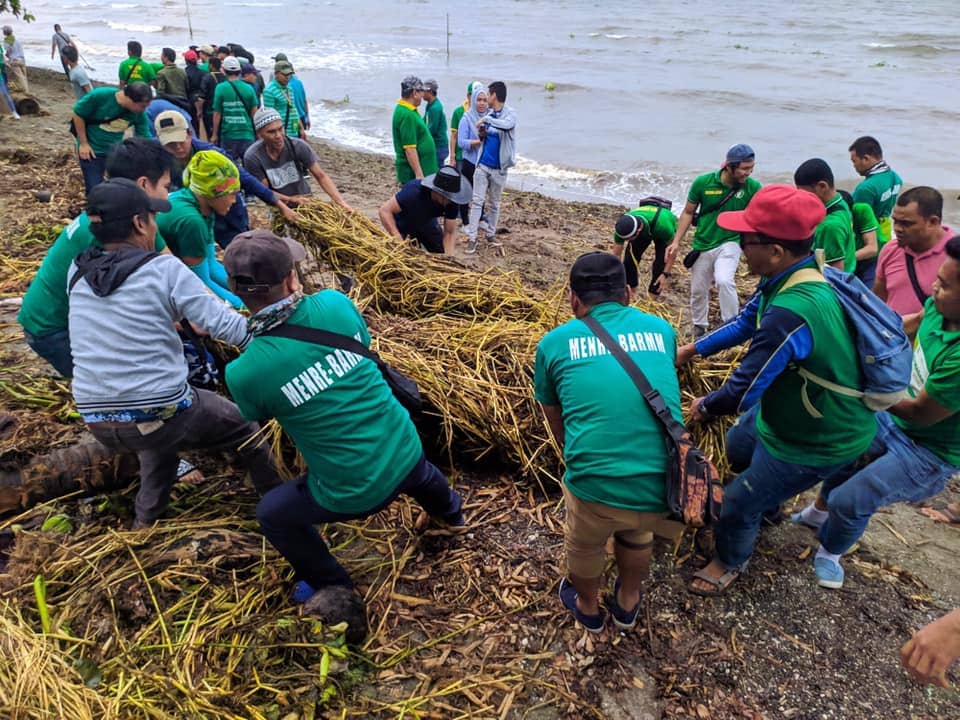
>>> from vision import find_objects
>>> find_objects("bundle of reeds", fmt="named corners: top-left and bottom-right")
top-left (283, 201), bottom-right (566, 323)
top-left (1, 511), bottom-right (350, 720)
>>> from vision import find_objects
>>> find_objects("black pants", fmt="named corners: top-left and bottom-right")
top-left (401, 219), bottom-right (444, 253)
top-left (623, 236), bottom-right (668, 294)
top-left (256, 452), bottom-right (461, 588)
top-left (459, 159), bottom-right (477, 225)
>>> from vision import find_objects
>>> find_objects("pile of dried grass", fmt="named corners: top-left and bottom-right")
top-left (1, 499), bottom-right (351, 720)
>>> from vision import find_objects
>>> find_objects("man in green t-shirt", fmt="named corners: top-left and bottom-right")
top-left (223, 230), bottom-right (463, 633)
top-left (791, 242), bottom-right (960, 589)
top-left (118, 40), bottom-right (156, 87)
top-left (838, 189), bottom-right (881, 286)
top-left (211, 56), bottom-right (258, 164)
top-left (794, 158), bottom-right (856, 272)
top-left (535, 252), bottom-right (684, 632)
top-left (392, 75), bottom-right (437, 184)
top-left (261, 61), bottom-right (301, 139)
top-left (676, 185), bottom-right (877, 596)
top-left (610, 201), bottom-right (677, 295)
top-left (666, 144), bottom-right (762, 337)
top-left (422, 79), bottom-right (448, 170)
top-left (72, 83), bottom-right (152, 192)
top-left (849, 135), bottom-right (903, 251)
top-left (18, 138), bottom-right (174, 377)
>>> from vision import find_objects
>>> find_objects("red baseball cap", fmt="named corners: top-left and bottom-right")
top-left (718, 184), bottom-right (825, 242)
top-left (183, 49), bottom-right (199, 63)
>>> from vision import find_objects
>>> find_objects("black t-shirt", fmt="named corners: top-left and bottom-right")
top-left (394, 180), bottom-right (458, 235)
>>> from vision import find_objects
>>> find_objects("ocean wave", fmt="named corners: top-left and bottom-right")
top-left (110, 3), bottom-right (139, 8)
top-left (251, 43), bottom-right (429, 72)
top-left (864, 41), bottom-right (955, 54)
top-left (107, 21), bottom-right (164, 33)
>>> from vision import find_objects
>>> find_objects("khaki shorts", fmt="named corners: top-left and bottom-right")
top-left (563, 484), bottom-right (683, 579)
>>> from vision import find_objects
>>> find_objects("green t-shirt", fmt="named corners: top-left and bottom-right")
top-left (756, 266), bottom-right (877, 465)
top-left (392, 100), bottom-right (438, 184)
top-left (262, 80), bottom-right (300, 138)
top-left (852, 167), bottom-right (903, 248)
top-left (688, 171), bottom-right (762, 251)
top-left (613, 205), bottom-right (678, 247)
top-left (155, 189), bottom-right (213, 260)
top-left (450, 102), bottom-right (467, 162)
top-left (118, 57), bottom-right (156, 85)
top-left (72, 87), bottom-right (151, 156)
top-left (851, 201), bottom-right (880, 251)
top-left (893, 298), bottom-right (960, 466)
top-left (534, 302), bottom-right (681, 512)
top-left (225, 291), bottom-right (424, 513)
top-left (424, 98), bottom-right (448, 151)
top-left (814, 194), bottom-right (857, 272)
top-left (18, 213), bottom-right (166, 336)
top-left (212, 79), bottom-right (257, 141)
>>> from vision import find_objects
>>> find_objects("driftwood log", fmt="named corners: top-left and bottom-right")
top-left (0, 437), bottom-right (138, 516)
top-left (10, 92), bottom-right (40, 116)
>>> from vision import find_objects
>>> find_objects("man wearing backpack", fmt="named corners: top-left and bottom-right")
top-left (610, 198), bottom-right (677, 296)
top-left (792, 237), bottom-right (960, 588)
top-left (665, 144), bottom-right (762, 338)
top-left (674, 185), bottom-right (878, 596)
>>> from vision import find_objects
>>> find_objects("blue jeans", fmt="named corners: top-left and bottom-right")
top-left (221, 138), bottom-right (253, 166)
top-left (819, 412), bottom-right (957, 554)
top-left (855, 256), bottom-right (878, 290)
top-left (256, 453), bottom-right (462, 589)
top-left (23, 327), bottom-right (73, 377)
top-left (715, 439), bottom-right (856, 568)
top-left (725, 404), bottom-right (759, 474)
top-left (79, 154), bottom-right (108, 194)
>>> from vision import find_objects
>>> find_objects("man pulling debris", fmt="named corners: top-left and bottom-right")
top-left (378, 165), bottom-right (472, 254)
top-left (68, 179), bottom-right (279, 528)
top-left (535, 251), bottom-right (684, 633)
top-left (223, 230), bottom-right (464, 639)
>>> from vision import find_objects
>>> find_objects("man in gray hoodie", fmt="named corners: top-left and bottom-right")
top-left (68, 179), bottom-right (279, 528)
top-left (464, 81), bottom-right (517, 255)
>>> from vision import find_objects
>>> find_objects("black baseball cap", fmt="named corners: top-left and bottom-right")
top-left (86, 178), bottom-right (171, 223)
top-left (569, 251), bottom-right (626, 295)
top-left (223, 229), bottom-right (307, 294)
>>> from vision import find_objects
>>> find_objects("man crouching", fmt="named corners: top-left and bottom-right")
top-left (223, 230), bottom-right (464, 641)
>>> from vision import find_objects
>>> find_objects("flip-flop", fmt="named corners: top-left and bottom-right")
top-left (688, 563), bottom-right (746, 597)
top-left (558, 577), bottom-right (605, 633)
top-left (919, 502), bottom-right (960, 525)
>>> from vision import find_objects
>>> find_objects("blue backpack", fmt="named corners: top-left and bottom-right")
top-left (782, 264), bottom-right (911, 411)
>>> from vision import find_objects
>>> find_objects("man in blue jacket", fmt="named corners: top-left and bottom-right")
top-left (154, 110), bottom-right (297, 246)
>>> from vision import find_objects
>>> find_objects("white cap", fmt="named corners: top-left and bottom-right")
top-left (222, 56), bottom-right (242, 73)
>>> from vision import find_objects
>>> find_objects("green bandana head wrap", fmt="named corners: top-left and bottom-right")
top-left (183, 150), bottom-right (241, 198)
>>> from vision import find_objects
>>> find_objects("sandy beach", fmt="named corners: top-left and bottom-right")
top-left (1, 68), bottom-right (959, 719)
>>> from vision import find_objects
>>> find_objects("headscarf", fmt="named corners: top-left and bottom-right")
top-left (183, 150), bottom-right (240, 198)
top-left (463, 84), bottom-right (489, 127)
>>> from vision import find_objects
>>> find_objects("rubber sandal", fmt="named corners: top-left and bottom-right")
top-left (687, 562), bottom-right (747, 597)
top-left (603, 576), bottom-right (641, 630)
top-left (558, 577), bottom-right (604, 633)
top-left (919, 502), bottom-right (960, 525)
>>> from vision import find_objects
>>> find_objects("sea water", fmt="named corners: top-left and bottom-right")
top-left (11, 0), bottom-right (960, 208)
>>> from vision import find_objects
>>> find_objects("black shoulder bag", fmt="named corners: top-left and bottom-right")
top-left (228, 81), bottom-right (255, 132)
top-left (69, 109), bottom-right (128, 139)
top-left (580, 315), bottom-right (723, 527)
top-left (904, 254), bottom-right (929, 307)
top-left (262, 323), bottom-right (422, 413)
top-left (683, 183), bottom-right (742, 269)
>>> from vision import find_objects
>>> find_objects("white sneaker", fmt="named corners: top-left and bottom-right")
top-left (11, 112), bottom-right (21, 120)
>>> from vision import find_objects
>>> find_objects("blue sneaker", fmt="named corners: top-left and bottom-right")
top-left (292, 581), bottom-right (316, 603)
top-left (790, 510), bottom-right (825, 531)
top-left (814, 557), bottom-right (844, 589)
top-left (602, 577), bottom-right (641, 630)
top-left (558, 577), bottom-right (604, 633)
